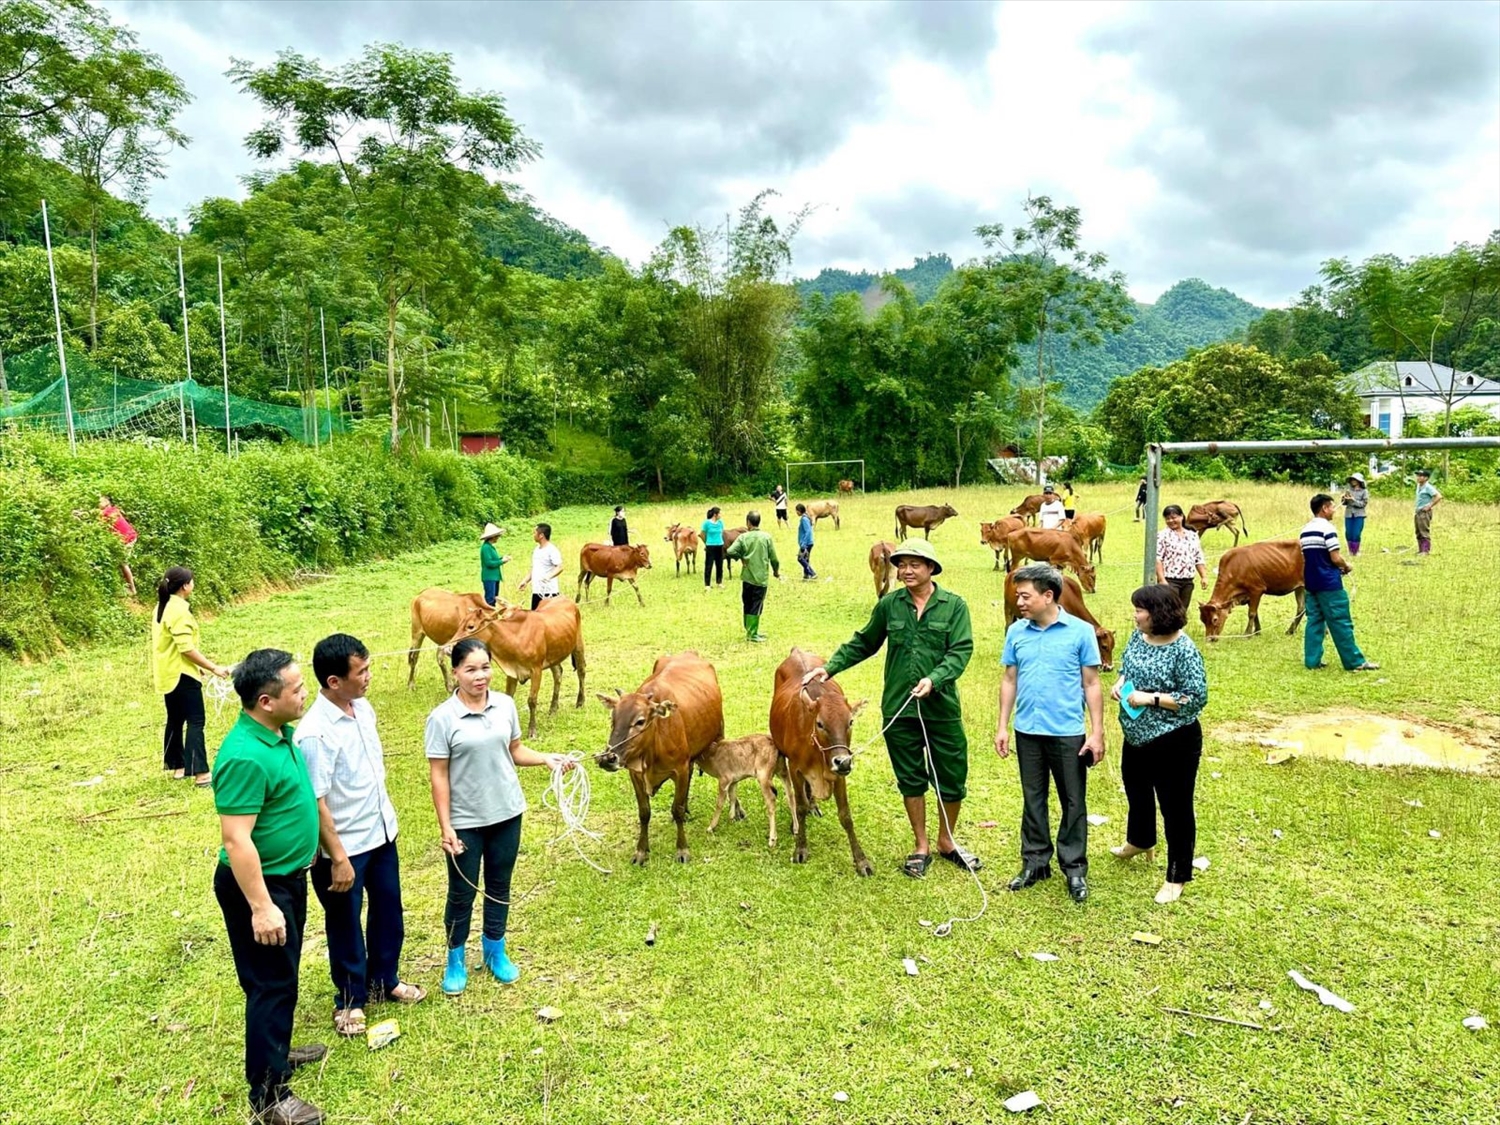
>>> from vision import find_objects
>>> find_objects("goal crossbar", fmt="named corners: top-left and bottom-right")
top-left (786, 459), bottom-right (865, 494)
top-left (1142, 436), bottom-right (1500, 585)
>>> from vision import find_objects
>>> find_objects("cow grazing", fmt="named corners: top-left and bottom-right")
top-left (1061, 511), bottom-right (1107, 564)
top-left (805, 499), bottom-right (840, 530)
top-left (593, 652), bottom-right (725, 865)
top-left (577, 543), bottom-right (651, 606)
top-left (1185, 501), bottom-right (1248, 546)
top-left (768, 648), bottom-right (872, 875)
top-left (837, 479), bottom-right (855, 493)
top-left (407, 587), bottom-right (493, 691)
top-left (1010, 494), bottom-right (1045, 525)
top-left (868, 540), bottom-right (897, 601)
top-left (1200, 540), bottom-right (1307, 641)
top-left (1004, 528), bottom-right (1098, 592)
top-left (451, 597), bottom-right (587, 737)
top-left (1003, 569), bottom-right (1116, 670)
top-left (695, 733), bottom-right (786, 847)
top-left (980, 516), bottom-right (1026, 570)
top-left (895, 503), bottom-right (959, 541)
top-left (665, 523), bottom-right (699, 575)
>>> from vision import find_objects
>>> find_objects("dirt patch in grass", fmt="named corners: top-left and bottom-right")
top-left (1223, 709), bottom-right (1500, 774)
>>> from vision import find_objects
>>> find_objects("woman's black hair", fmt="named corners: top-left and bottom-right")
top-left (156, 566), bottom-right (194, 622)
top-left (706, 506), bottom-right (720, 519)
top-left (1162, 504), bottom-right (1184, 519)
top-left (450, 636), bottom-right (490, 670)
top-left (1132, 583), bottom-right (1188, 635)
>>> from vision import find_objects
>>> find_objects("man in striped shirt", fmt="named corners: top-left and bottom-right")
top-left (1299, 495), bottom-right (1380, 673)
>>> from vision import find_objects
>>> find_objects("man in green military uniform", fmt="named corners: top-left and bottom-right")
top-left (725, 510), bottom-right (781, 642)
top-left (804, 538), bottom-right (977, 878)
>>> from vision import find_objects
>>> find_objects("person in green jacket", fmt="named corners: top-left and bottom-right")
top-left (725, 510), bottom-right (781, 642)
top-left (804, 538), bottom-right (977, 878)
top-left (479, 523), bottom-right (508, 607)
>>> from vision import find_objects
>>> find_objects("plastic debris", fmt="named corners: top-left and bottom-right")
top-left (1211, 771), bottom-right (1223, 780)
top-left (1265, 750), bottom-right (1296, 766)
top-left (1004, 1090), bottom-right (1043, 1113)
top-left (1030, 952), bottom-right (1059, 962)
top-left (833, 1091), bottom-right (849, 1103)
top-left (1272, 829), bottom-right (1283, 839)
top-left (903, 958), bottom-right (919, 977)
top-left (536, 1006), bottom-right (564, 1023)
top-left (645, 922), bottom-right (658, 947)
top-left (1404, 799), bottom-right (1423, 808)
top-left (933, 922), bottom-right (953, 938)
top-left (1086, 813), bottom-right (1108, 826)
top-left (1287, 970), bottom-right (1354, 1013)
top-left (1259, 1000), bottom-right (1274, 1012)
top-left (1192, 857), bottom-right (1210, 871)
top-left (1132, 931), bottom-right (1163, 946)
top-left (73, 776), bottom-right (104, 787)
top-left (918, 919), bottom-right (933, 928)
top-left (1463, 1016), bottom-right (1488, 1031)
top-left (1428, 829), bottom-right (1442, 839)
top-left (366, 1019), bottom-right (400, 1050)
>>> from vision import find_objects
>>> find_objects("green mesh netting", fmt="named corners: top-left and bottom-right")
top-left (0, 346), bottom-right (345, 444)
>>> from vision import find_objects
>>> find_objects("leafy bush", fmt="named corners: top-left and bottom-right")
top-left (544, 466), bottom-right (640, 508)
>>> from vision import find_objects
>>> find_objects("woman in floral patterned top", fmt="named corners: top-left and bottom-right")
top-left (1109, 583), bottom-right (1209, 904)
top-left (1154, 505), bottom-right (1208, 610)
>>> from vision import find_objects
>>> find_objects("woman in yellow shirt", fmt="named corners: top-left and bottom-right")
top-left (152, 567), bottom-right (229, 786)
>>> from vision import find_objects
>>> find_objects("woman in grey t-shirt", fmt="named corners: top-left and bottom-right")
top-left (426, 637), bottom-right (572, 995)
top-left (1340, 472), bottom-right (1369, 556)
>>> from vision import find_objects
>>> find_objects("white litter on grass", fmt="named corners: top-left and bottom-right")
top-left (1211, 771), bottom-right (1223, 780)
top-left (1429, 829), bottom-right (1442, 839)
top-left (1192, 857), bottom-right (1210, 871)
top-left (72, 775), bottom-right (104, 787)
top-left (1004, 1090), bottom-right (1043, 1113)
top-left (1288, 970), bottom-right (1354, 1013)
top-left (903, 958), bottom-right (920, 977)
top-left (1463, 1016), bottom-right (1488, 1031)
top-left (1405, 799), bottom-right (1424, 808)
top-left (1272, 829), bottom-right (1283, 839)
top-left (833, 1091), bottom-right (849, 1103)
top-left (1030, 952), bottom-right (1059, 962)
top-left (1086, 814), bottom-right (1108, 826)
top-left (1259, 1000), bottom-right (1274, 1012)
top-left (918, 919), bottom-right (933, 928)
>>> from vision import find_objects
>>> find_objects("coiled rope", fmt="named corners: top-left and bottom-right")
top-left (542, 751), bottom-right (612, 875)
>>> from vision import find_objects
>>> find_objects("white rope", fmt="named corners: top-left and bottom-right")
top-left (542, 751), bottom-right (613, 875)
top-left (205, 667), bottom-right (239, 715)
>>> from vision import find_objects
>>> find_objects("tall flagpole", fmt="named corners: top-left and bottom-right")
top-left (218, 255), bottom-right (231, 452)
top-left (319, 307), bottom-right (331, 446)
top-left (41, 199), bottom-right (77, 454)
top-left (177, 242), bottom-right (193, 381)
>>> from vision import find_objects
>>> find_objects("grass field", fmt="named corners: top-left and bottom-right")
top-left (2, 480), bottom-right (1498, 1124)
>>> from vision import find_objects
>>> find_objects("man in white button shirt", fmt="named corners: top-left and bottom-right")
top-left (297, 634), bottom-right (425, 1038)
top-left (517, 522), bottom-right (564, 611)
top-left (1038, 485), bottom-right (1066, 531)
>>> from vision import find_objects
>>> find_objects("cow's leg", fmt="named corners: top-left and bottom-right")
top-left (630, 771), bottom-right (652, 865)
top-left (571, 642), bottom-right (586, 708)
top-left (1246, 592), bottom-right (1263, 636)
top-left (758, 766), bottom-right (779, 848)
top-left (438, 645), bottom-right (454, 694)
top-left (407, 638), bottom-right (421, 689)
top-left (626, 577), bottom-right (644, 606)
top-left (671, 766), bottom-right (692, 863)
top-left (1287, 588), bottom-right (1308, 635)
top-left (525, 670), bottom-right (542, 737)
top-left (729, 780), bottom-right (746, 821)
top-left (833, 777), bottom-right (873, 876)
top-left (924, 525), bottom-right (930, 540)
top-left (548, 662), bottom-right (562, 714)
top-left (604, 576), bottom-right (614, 605)
top-left (789, 767), bottom-right (811, 864)
top-left (576, 571), bottom-right (586, 601)
top-left (708, 778), bottom-right (728, 834)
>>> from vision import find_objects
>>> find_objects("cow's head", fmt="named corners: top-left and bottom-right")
top-left (980, 521), bottom-right (996, 546)
top-left (1076, 563), bottom-right (1098, 594)
top-left (593, 688), bottom-right (674, 772)
top-left (1095, 627), bottom-right (1116, 671)
top-left (1200, 601), bottom-right (1231, 640)
top-left (631, 544), bottom-right (652, 569)
top-left (941, 504), bottom-right (959, 518)
top-left (450, 603), bottom-right (505, 643)
top-left (663, 523), bottom-right (680, 542)
top-left (786, 678), bottom-right (867, 799)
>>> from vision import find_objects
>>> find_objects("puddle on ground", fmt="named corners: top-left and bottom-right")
top-left (1229, 710), bottom-right (1496, 773)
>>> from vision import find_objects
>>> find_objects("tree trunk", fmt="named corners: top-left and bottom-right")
top-left (0, 338), bottom-right (9, 408)
top-left (656, 463), bottom-right (664, 498)
top-left (386, 290), bottom-right (401, 451)
top-left (954, 423), bottom-right (964, 489)
top-left (1035, 323), bottom-right (1047, 482)
top-left (89, 210), bottom-right (99, 350)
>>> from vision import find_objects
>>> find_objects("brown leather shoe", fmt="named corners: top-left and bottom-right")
top-left (286, 1044), bottom-right (327, 1071)
top-left (254, 1093), bottom-right (325, 1124)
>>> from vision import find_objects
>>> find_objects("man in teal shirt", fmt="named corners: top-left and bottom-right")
top-left (807, 539), bottom-right (976, 877)
top-left (1413, 469), bottom-right (1442, 555)
top-left (213, 649), bottom-right (326, 1125)
top-left (725, 510), bottom-right (780, 642)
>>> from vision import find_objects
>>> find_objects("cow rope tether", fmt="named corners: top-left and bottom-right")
top-left (543, 751), bottom-right (613, 875)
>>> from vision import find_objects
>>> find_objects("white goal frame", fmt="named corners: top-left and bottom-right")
top-left (785, 459), bottom-right (865, 495)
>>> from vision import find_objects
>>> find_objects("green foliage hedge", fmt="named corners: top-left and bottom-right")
top-left (0, 433), bottom-right (546, 656)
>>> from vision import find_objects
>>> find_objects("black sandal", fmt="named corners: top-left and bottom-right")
top-left (939, 846), bottom-right (982, 872)
top-left (902, 853), bottom-right (933, 878)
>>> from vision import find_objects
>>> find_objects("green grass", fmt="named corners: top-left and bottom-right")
top-left (2, 481), bottom-right (1498, 1124)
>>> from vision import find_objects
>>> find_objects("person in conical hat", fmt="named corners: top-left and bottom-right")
top-left (479, 523), bottom-right (509, 607)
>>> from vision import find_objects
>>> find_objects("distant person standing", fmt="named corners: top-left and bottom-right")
top-left (1154, 505), bottom-right (1209, 610)
top-left (99, 495), bottom-right (138, 595)
top-left (725, 510), bottom-right (780, 642)
top-left (1413, 469), bottom-right (1442, 555)
top-left (1038, 485), bottom-right (1066, 530)
top-left (517, 523), bottom-right (563, 611)
top-left (610, 505), bottom-right (629, 548)
top-left (770, 484), bottom-right (789, 527)
top-left (795, 502), bottom-right (817, 580)
top-left (702, 506), bottom-right (726, 589)
top-left (1300, 493), bottom-right (1380, 672)
top-left (1135, 477), bottom-right (1149, 522)
top-left (153, 566), bottom-right (230, 786)
top-left (1061, 481), bottom-right (1077, 521)
top-left (1340, 473), bottom-right (1369, 556)
top-left (479, 523), bottom-right (508, 608)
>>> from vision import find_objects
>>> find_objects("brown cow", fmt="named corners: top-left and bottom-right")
top-left (769, 648), bottom-right (872, 875)
top-left (451, 597), bottom-right (587, 737)
top-left (407, 587), bottom-right (492, 691)
top-left (837, 479), bottom-right (855, 493)
top-left (895, 503), bottom-right (959, 541)
top-left (1010, 494), bottom-right (1045, 525)
top-left (695, 733), bottom-right (786, 847)
top-left (980, 516), bottom-right (1026, 570)
top-left (722, 526), bottom-right (747, 577)
top-left (593, 652), bottom-right (725, 865)
top-left (1004, 528), bottom-right (1098, 592)
top-left (577, 543), bottom-right (651, 605)
top-left (665, 523), bottom-right (699, 575)
top-left (1185, 501), bottom-right (1248, 546)
top-left (1200, 540), bottom-right (1307, 641)
top-left (1003, 569), bottom-right (1116, 671)
top-left (805, 499), bottom-right (840, 530)
top-left (868, 540), bottom-right (897, 600)
top-left (1061, 511), bottom-right (1107, 564)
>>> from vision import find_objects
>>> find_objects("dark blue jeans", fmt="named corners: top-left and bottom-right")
top-left (445, 816), bottom-right (522, 947)
top-left (483, 579), bottom-right (500, 606)
top-left (311, 838), bottom-right (405, 1010)
top-left (1344, 516), bottom-right (1365, 553)
top-left (798, 545), bottom-right (816, 578)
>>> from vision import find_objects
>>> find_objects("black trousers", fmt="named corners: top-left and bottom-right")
top-left (445, 815), bottom-right (522, 947)
top-left (1015, 731), bottom-right (1089, 876)
top-left (741, 581), bottom-right (767, 616)
top-left (703, 544), bottom-right (725, 586)
top-left (214, 864), bottom-right (307, 1112)
top-left (530, 592), bottom-right (558, 612)
top-left (311, 839), bottom-right (404, 1010)
top-left (1121, 720), bottom-right (1202, 884)
top-left (1165, 576), bottom-right (1196, 611)
top-left (162, 674), bottom-right (207, 775)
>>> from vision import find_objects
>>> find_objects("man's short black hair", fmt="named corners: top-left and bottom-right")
top-left (535, 522), bottom-right (552, 540)
top-left (1132, 583), bottom-right (1188, 635)
top-left (234, 649), bottom-right (295, 709)
top-left (1012, 563), bottom-right (1063, 601)
top-left (795, 503), bottom-right (806, 514)
top-left (312, 633), bottom-right (368, 689)
top-left (746, 510), bottom-right (762, 527)
top-left (1310, 493), bottom-right (1334, 514)
top-left (614, 505), bottom-right (623, 513)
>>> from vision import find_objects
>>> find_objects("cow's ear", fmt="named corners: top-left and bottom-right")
top-left (798, 686), bottom-right (817, 709)
top-left (651, 699), bottom-right (677, 719)
top-left (595, 693), bottom-right (617, 709)
top-left (850, 699), bottom-right (868, 720)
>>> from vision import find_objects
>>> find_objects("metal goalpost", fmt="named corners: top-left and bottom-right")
top-left (785, 458), bottom-right (865, 495)
top-left (1142, 436), bottom-right (1500, 585)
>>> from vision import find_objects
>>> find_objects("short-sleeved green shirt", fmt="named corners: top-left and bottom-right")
top-left (725, 529), bottom-right (780, 586)
top-left (213, 712), bottom-right (319, 875)
top-left (480, 540), bottom-right (504, 582)
top-left (824, 584), bottom-right (974, 723)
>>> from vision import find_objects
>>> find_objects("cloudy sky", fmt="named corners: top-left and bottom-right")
top-left (111, 0), bottom-right (1499, 306)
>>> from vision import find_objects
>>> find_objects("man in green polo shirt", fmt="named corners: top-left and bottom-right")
top-left (804, 539), bottom-right (977, 878)
top-left (212, 649), bottom-right (326, 1125)
top-left (725, 510), bottom-right (781, 642)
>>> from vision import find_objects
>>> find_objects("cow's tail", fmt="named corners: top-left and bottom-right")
top-left (1238, 505), bottom-right (1249, 536)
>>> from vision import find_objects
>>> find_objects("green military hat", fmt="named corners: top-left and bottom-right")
top-left (889, 538), bottom-right (943, 576)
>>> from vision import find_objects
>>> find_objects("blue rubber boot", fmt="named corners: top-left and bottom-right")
top-left (441, 945), bottom-right (468, 996)
top-left (481, 935), bottom-right (520, 984)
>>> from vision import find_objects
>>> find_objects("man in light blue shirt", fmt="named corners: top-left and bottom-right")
top-left (995, 564), bottom-right (1104, 902)
top-left (795, 503), bottom-right (817, 580)
top-left (1413, 469), bottom-right (1442, 555)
